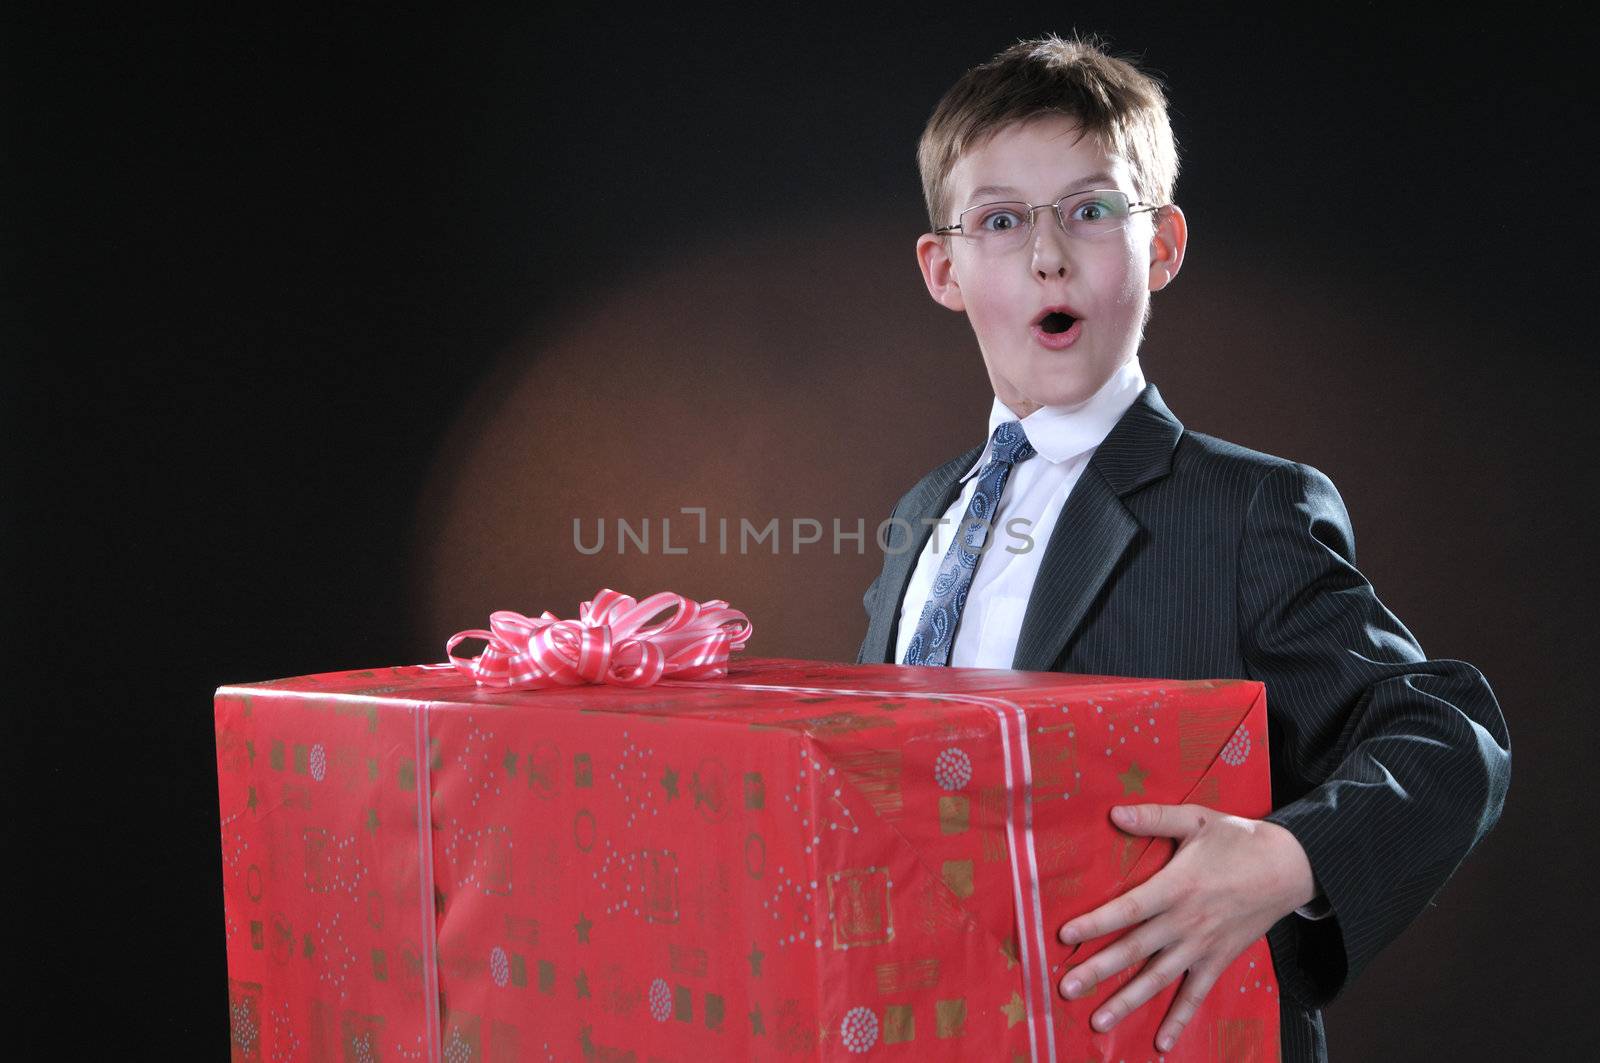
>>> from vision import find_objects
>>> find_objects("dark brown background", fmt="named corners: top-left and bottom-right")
top-left (12, 5), bottom-right (1594, 1057)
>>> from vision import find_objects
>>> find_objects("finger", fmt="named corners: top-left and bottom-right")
top-left (1059, 916), bottom-right (1182, 1000)
top-left (1059, 875), bottom-right (1172, 946)
top-left (1112, 802), bottom-right (1205, 838)
top-left (1086, 943), bottom-right (1195, 1033)
top-left (1153, 963), bottom-right (1225, 1052)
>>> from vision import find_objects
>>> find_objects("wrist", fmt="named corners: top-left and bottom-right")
top-left (1259, 819), bottom-right (1318, 911)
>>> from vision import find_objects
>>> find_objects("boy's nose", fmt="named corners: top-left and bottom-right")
top-left (1029, 214), bottom-right (1073, 274)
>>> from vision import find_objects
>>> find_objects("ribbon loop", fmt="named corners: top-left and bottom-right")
top-left (443, 589), bottom-right (752, 690)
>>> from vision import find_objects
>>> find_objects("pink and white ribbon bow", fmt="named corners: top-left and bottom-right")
top-left (444, 589), bottom-right (753, 689)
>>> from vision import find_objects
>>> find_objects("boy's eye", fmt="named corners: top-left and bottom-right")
top-left (1070, 199), bottom-right (1115, 223)
top-left (975, 205), bottom-right (1027, 232)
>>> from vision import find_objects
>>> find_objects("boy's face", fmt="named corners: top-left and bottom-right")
top-left (917, 114), bottom-right (1187, 418)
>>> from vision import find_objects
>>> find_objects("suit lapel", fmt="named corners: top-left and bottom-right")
top-left (1009, 383), bottom-right (1184, 672)
top-left (858, 443), bottom-right (983, 665)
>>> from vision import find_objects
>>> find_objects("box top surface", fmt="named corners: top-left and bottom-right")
top-left (218, 657), bottom-right (1260, 726)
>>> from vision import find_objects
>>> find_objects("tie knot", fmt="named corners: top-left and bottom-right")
top-left (988, 420), bottom-right (1035, 465)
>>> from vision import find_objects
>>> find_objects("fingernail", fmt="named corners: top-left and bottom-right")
top-left (1158, 1034), bottom-right (1175, 1051)
top-left (1094, 1010), bottom-right (1113, 1030)
top-left (1113, 806), bottom-right (1134, 823)
top-left (1061, 927), bottom-right (1079, 944)
top-left (1064, 979), bottom-right (1081, 996)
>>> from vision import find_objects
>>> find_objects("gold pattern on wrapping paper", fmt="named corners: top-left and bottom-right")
top-left (692, 757), bottom-right (729, 821)
top-left (1045, 871), bottom-right (1085, 902)
top-left (915, 874), bottom-right (969, 935)
top-left (441, 1013), bottom-right (480, 1059)
top-left (1218, 1016), bottom-right (1265, 1060)
top-left (705, 993), bottom-right (725, 1031)
top-left (496, 913), bottom-right (538, 948)
top-left (941, 859), bottom-right (975, 899)
top-left (876, 957), bottom-right (940, 993)
top-left (1180, 705), bottom-right (1245, 770)
top-left (1118, 760), bottom-right (1148, 795)
top-left (1033, 729), bottom-right (1080, 796)
top-left (884, 1004), bottom-right (915, 1043)
top-left (935, 998), bottom-right (967, 1039)
top-left (340, 1011), bottom-right (385, 1061)
top-left (835, 747), bottom-right (903, 818)
top-left (1191, 773), bottom-right (1221, 805)
top-left (573, 752), bottom-right (593, 788)
top-left (1035, 827), bottom-right (1078, 875)
top-left (744, 832), bottom-right (765, 878)
top-left (674, 985), bottom-right (693, 1023)
top-left (744, 771), bottom-right (765, 809)
top-left (793, 711), bottom-right (894, 735)
top-left (938, 794), bottom-right (970, 834)
top-left (637, 850), bottom-right (680, 925)
top-left (669, 943), bottom-right (708, 976)
top-left (979, 785), bottom-right (1009, 862)
top-left (527, 742), bottom-right (560, 797)
top-left (227, 979), bottom-right (262, 1061)
top-left (1000, 936), bottom-right (1018, 969)
top-left (829, 867), bottom-right (894, 948)
top-left (1000, 990), bottom-right (1026, 1029)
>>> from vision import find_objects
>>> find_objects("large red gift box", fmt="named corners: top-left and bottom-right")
top-left (215, 658), bottom-right (1280, 1061)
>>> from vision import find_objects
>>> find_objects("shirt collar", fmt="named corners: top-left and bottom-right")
top-left (959, 354), bottom-right (1148, 483)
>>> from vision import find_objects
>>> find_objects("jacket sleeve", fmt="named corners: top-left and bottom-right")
top-left (1239, 461), bottom-right (1511, 1010)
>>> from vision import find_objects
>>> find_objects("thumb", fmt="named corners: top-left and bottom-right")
top-left (1111, 803), bottom-right (1194, 837)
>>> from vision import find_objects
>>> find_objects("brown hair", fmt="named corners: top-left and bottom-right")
top-left (916, 32), bottom-right (1180, 233)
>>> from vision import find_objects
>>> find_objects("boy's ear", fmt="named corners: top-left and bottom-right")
top-left (1147, 203), bottom-right (1188, 292)
top-left (917, 232), bottom-right (966, 312)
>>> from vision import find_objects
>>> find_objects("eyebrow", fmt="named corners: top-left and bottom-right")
top-left (966, 173), bottom-right (1119, 205)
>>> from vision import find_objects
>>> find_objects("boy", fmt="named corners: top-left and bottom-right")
top-left (855, 33), bottom-right (1510, 1063)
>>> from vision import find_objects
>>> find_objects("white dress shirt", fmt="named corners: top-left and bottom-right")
top-left (895, 354), bottom-right (1147, 670)
top-left (892, 353), bottom-right (1332, 921)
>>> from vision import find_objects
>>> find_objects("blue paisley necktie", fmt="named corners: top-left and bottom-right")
top-left (901, 420), bottom-right (1036, 666)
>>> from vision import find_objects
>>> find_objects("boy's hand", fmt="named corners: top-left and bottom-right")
top-left (1056, 803), bottom-right (1316, 1054)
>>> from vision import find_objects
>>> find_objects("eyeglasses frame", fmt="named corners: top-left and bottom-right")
top-left (934, 189), bottom-right (1164, 244)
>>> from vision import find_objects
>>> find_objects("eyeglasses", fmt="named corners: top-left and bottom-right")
top-left (935, 189), bottom-right (1160, 253)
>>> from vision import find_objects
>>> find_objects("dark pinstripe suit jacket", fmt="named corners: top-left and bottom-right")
top-left (855, 383), bottom-right (1511, 1062)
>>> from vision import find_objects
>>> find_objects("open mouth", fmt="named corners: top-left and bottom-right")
top-left (1038, 311), bottom-right (1077, 335)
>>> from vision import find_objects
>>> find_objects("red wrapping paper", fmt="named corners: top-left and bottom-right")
top-left (215, 658), bottom-right (1280, 1061)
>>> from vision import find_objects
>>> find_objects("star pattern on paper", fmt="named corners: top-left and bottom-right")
top-left (574, 913), bottom-right (593, 943)
top-left (999, 936), bottom-right (1018, 970)
top-left (661, 766), bottom-right (680, 800)
top-left (1118, 761), bottom-right (1148, 795)
top-left (1000, 990), bottom-right (1025, 1029)
top-left (575, 968), bottom-right (590, 999)
top-left (749, 1004), bottom-right (764, 1035)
